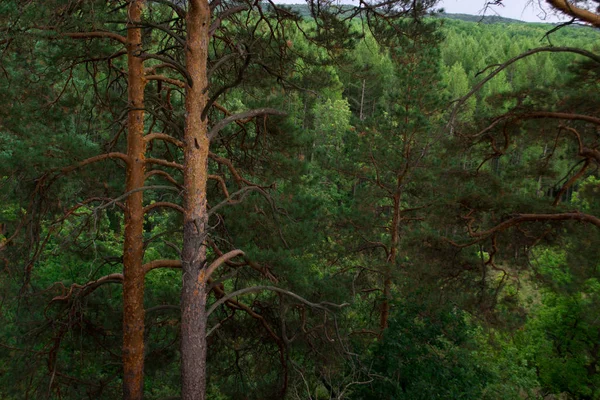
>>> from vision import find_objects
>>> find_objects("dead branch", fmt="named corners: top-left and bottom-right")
top-left (208, 107), bottom-right (287, 140)
top-left (207, 286), bottom-right (349, 317)
top-left (50, 273), bottom-right (124, 302)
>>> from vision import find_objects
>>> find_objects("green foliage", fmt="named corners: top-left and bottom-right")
top-left (356, 296), bottom-right (493, 400)
top-left (2, 3), bottom-right (600, 399)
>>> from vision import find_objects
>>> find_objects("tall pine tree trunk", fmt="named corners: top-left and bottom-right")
top-left (181, 0), bottom-right (211, 398)
top-left (122, 1), bottom-right (147, 398)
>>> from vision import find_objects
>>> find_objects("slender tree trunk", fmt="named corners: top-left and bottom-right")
top-left (380, 194), bottom-right (400, 332)
top-left (122, 1), bottom-right (147, 399)
top-left (181, 1), bottom-right (211, 399)
top-left (359, 79), bottom-right (366, 121)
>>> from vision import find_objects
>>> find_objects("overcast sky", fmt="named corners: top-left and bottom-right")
top-left (273, 0), bottom-right (569, 23)
top-left (437, 0), bottom-right (566, 22)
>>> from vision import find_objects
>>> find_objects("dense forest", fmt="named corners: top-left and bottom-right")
top-left (1, 0), bottom-right (600, 399)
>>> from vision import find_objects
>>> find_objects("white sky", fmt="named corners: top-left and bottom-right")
top-left (273, 0), bottom-right (570, 23)
top-left (437, 0), bottom-right (567, 23)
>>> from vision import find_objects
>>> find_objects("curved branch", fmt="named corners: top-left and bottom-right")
top-left (146, 158), bottom-right (184, 170)
top-left (61, 152), bottom-right (129, 174)
top-left (148, 0), bottom-right (186, 18)
top-left (546, 0), bottom-right (600, 26)
top-left (208, 108), bottom-right (287, 140)
top-left (470, 212), bottom-right (600, 238)
top-left (145, 75), bottom-right (185, 88)
top-left (207, 283), bottom-right (281, 342)
top-left (95, 186), bottom-right (180, 211)
top-left (132, 21), bottom-right (186, 48)
top-left (204, 249), bottom-right (244, 282)
top-left (51, 273), bottom-right (124, 302)
top-left (138, 52), bottom-right (192, 85)
top-left (143, 259), bottom-right (182, 275)
top-left (60, 31), bottom-right (127, 44)
top-left (144, 132), bottom-right (184, 148)
top-left (208, 152), bottom-right (252, 186)
top-left (208, 174), bottom-right (230, 197)
top-left (520, 111), bottom-right (600, 126)
top-left (145, 169), bottom-right (182, 188)
top-left (552, 159), bottom-right (590, 206)
top-left (450, 47), bottom-right (600, 126)
top-left (207, 186), bottom-right (264, 216)
top-left (207, 285), bottom-right (349, 317)
top-left (143, 201), bottom-right (184, 214)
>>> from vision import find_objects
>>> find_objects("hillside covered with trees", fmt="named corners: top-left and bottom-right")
top-left (1, 0), bottom-right (600, 399)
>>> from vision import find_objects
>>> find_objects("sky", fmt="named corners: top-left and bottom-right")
top-left (272, 0), bottom-right (569, 23)
top-left (436, 0), bottom-right (566, 23)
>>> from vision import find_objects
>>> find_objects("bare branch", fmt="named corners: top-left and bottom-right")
top-left (204, 249), bottom-right (244, 282)
top-left (450, 47), bottom-right (600, 127)
top-left (144, 259), bottom-right (182, 275)
top-left (145, 132), bottom-right (184, 148)
top-left (469, 212), bottom-right (600, 238)
top-left (61, 152), bottom-right (129, 175)
top-left (51, 273), bottom-right (124, 302)
top-left (56, 30), bottom-right (127, 44)
top-left (207, 285), bottom-right (349, 317)
top-left (145, 75), bottom-right (186, 88)
top-left (95, 185), bottom-right (180, 211)
top-left (208, 108), bottom-right (287, 140)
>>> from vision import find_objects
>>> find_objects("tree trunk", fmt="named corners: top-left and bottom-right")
top-left (181, 1), bottom-right (211, 399)
top-left (380, 194), bottom-right (400, 332)
top-left (359, 79), bottom-right (366, 121)
top-left (122, 1), bottom-right (147, 399)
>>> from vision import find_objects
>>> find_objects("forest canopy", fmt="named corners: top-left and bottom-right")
top-left (1, 0), bottom-right (600, 399)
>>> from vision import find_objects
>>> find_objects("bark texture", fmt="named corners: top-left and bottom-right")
top-left (181, 1), bottom-right (211, 399)
top-left (122, 1), bottom-right (147, 399)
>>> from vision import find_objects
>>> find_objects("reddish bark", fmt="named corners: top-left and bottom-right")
top-left (180, 0), bottom-right (211, 399)
top-left (546, 0), bottom-right (600, 26)
top-left (122, 1), bottom-right (147, 399)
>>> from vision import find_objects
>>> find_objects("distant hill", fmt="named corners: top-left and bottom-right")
top-left (437, 12), bottom-right (524, 24)
top-left (273, 4), bottom-right (528, 24)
